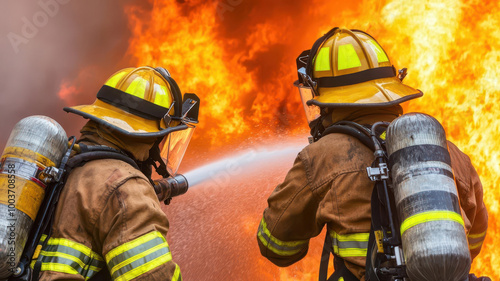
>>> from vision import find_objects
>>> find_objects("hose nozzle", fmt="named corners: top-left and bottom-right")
top-left (153, 174), bottom-right (189, 204)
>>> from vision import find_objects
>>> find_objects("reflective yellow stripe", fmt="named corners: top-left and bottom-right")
top-left (106, 231), bottom-right (163, 261)
top-left (469, 241), bottom-right (484, 250)
top-left (315, 47), bottom-right (331, 71)
top-left (110, 241), bottom-right (166, 275)
top-left (468, 231), bottom-right (486, 239)
top-left (257, 218), bottom-right (308, 256)
top-left (367, 39), bottom-right (389, 63)
top-left (46, 237), bottom-right (103, 261)
top-left (468, 230), bottom-right (486, 251)
top-left (337, 44), bottom-right (361, 70)
top-left (31, 236), bottom-right (104, 279)
top-left (153, 84), bottom-right (172, 108)
top-left (339, 277), bottom-right (345, 281)
top-left (105, 71), bottom-right (128, 88)
top-left (107, 231), bottom-right (173, 280)
top-left (88, 265), bottom-right (102, 273)
top-left (333, 246), bottom-right (368, 257)
top-left (329, 230), bottom-right (369, 258)
top-left (39, 250), bottom-right (86, 269)
top-left (334, 232), bottom-right (369, 242)
top-left (401, 211), bottom-right (464, 235)
top-left (114, 252), bottom-right (172, 281)
top-left (124, 76), bottom-right (147, 99)
top-left (39, 263), bottom-right (80, 275)
top-left (172, 264), bottom-right (182, 281)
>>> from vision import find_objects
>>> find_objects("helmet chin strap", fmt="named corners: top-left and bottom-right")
top-left (138, 137), bottom-right (170, 182)
top-left (309, 108), bottom-right (329, 142)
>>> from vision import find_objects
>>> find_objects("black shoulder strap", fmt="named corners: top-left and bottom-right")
top-left (67, 145), bottom-right (139, 171)
top-left (318, 121), bottom-right (392, 281)
top-left (365, 185), bottom-right (385, 281)
top-left (322, 124), bottom-right (375, 151)
top-left (318, 121), bottom-right (377, 281)
top-left (318, 233), bottom-right (332, 281)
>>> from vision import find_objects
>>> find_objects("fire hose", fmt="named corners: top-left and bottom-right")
top-left (153, 174), bottom-right (189, 205)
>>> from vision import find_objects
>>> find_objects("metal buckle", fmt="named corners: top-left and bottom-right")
top-left (366, 163), bottom-right (389, 181)
top-left (38, 166), bottom-right (60, 184)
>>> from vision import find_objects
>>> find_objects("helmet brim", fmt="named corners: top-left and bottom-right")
top-left (64, 100), bottom-right (187, 138)
top-left (308, 77), bottom-right (423, 108)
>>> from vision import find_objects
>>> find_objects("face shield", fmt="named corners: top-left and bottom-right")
top-left (158, 93), bottom-right (200, 176)
top-left (296, 83), bottom-right (321, 124)
top-left (295, 67), bottom-right (321, 124)
top-left (159, 124), bottom-right (195, 176)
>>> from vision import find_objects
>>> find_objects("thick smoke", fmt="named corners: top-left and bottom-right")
top-left (0, 0), bottom-right (140, 148)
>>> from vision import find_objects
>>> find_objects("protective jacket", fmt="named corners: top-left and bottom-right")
top-left (34, 124), bottom-right (182, 281)
top-left (257, 113), bottom-right (488, 280)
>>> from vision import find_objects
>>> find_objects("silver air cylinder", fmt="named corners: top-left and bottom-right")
top-left (0, 116), bottom-right (67, 279)
top-left (386, 113), bottom-right (470, 281)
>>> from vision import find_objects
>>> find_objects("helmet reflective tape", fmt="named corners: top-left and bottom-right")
top-left (154, 84), bottom-right (173, 108)
top-left (367, 40), bottom-right (389, 63)
top-left (337, 44), bottom-right (362, 71)
top-left (105, 71), bottom-right (128, 88)
top-left (296, 83), bottom-right (321, 123)
top-left (315, 47), bottom-right (331, 72)
top-left (159, 125), bottom-right (195, 175)
top-left (124, 76), bottom-right (147, 99)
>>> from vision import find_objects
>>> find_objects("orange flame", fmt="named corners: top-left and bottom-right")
top-left (120, 0), bottom-right (499, 279)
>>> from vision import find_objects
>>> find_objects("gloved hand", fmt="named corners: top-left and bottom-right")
top-left (469, 273), bottom-right (492, 281)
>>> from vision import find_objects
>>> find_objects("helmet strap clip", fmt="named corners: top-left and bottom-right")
top-left (298, 67), bottom-right (319, 96)
top-left (161, 102), bottom-right (176, 129)
top-left (398, 68), bottom-right (408, 81)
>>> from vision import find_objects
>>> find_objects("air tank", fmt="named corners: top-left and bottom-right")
top-left (0, 116), bottom-right (67, 279)
top-left (386, 113), bottom-right (470, 281)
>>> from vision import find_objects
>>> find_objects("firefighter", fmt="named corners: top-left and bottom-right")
top-left (256, 28), bottom-right (489, 280)
top-left (33, 66), bottom-right (196, 281)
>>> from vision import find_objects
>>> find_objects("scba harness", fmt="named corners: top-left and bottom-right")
top-left (10, 140), bottom-right (144, 281)
top-left (314, 120), bottom-right (407, 281)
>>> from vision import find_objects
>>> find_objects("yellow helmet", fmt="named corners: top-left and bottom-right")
top-left (294, 27), bottom-right (422, 123)
top-left (64, 66), bottom-right (199, 138)
top-left (64, 66), bottom-right (200, 175)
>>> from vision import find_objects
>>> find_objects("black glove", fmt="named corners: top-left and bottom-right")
top-left (469, 273), bottom-right (492, 281)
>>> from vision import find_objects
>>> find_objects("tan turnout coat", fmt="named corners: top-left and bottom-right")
top-left (258, 121), bottom-right (488, 280)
